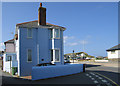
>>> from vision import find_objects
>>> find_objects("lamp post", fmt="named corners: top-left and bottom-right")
top-left (73, 50), bottom-right (74, 63)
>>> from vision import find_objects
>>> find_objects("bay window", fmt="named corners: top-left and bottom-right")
top-left (50, 29), bottom-right (60, 39)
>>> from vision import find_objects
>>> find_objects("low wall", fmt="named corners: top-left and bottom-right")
top-left (32, 64), bottom-right (83, 80)
top-left (95, 60), bottom-right (109, 62)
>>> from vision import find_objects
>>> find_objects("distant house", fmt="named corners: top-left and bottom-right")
top-left (106, 44), bottom-right (120, 59)
top-left (3, 3), bottom-right (66, 76)
top-left (3, 39), bottom-right (17, 73)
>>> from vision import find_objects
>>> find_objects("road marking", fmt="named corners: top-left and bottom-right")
top-left (89, 72), bottom-right (95, 75)
top-left (102, 80), bottom-right (107, 83)
top-left (91, 78), bottom-right (95, 80)
top-left (93, 80), bottom-right (99, 84)
top-left (95, 75), bottom-right (99, 77)
top-left (98, 77), bottom-right (102, 79)
top-left (93, 72), bottom-right (119, 86)
top-left (89, 76), bottom-right (92, 78)
top-left (85, 74), bottom-right (89, 76)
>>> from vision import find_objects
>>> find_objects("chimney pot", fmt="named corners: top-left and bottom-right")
top-left (40, 3), bottom-right (42, 7)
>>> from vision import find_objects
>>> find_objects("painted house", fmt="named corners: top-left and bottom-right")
top-left (3, 39), bottom-right (17, 73)
top-left (3, 3), bottom-right (66, 76)
top-left (106, 44), bottom-right (120, 59)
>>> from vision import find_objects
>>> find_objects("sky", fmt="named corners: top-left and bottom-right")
top-left (1, 2), bottom-right (118, 57)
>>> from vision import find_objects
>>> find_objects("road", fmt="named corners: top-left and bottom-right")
top-left (0, 61), bottom-right (120, 85)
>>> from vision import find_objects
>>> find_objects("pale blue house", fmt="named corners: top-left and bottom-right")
top-left (13, 3), bottom-right (66, 76)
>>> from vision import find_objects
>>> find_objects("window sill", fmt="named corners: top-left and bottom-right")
top-left (27, 37), bottom-right (32, 39)
top-left (50, 38), bottom-right (60, 40)
top-left (27, 61), bottom-right (32, 63)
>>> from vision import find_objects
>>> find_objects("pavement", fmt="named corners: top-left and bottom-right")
top-left (0, 60), bottom-right (120, 85)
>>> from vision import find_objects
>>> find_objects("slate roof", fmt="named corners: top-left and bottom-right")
top-left (16, 20), bottom-right (66, 31)
top-left (4, 39), bottom-right (14, 44)
top-left (106, 44), bottom-right (120, 51)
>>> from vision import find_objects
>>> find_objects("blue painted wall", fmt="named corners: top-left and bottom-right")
top-left (18, 27), bottom-right (64, 76)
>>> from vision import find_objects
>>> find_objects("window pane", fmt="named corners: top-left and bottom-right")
top-left (51, 50), bottom-right (53, 61)
top-left (28, 49), bottom-right (32, 61)
top-left (111, 50), bottom-right (115, 54)
top-left (50, 29), bottom-right (53, 38)
top-left (55, 50), bottom-right (59, 61)
top-left (28, 28), bottom-right (32, 38)
top-left (55, 29), bottom-right (60, 38)
top-left (6, 56), bottom-right (12, 61)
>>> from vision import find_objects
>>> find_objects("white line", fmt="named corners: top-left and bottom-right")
top-left (93, 80), bottom-right (99, 84)
top-left (95, 75), bottom-right (99, 77)
top-left (89, 76), bottom-right (92, 78)
top-left (102, 80), bottom-right (107, 83)
top-left (98, 77), bottom-right (103, 79)
top-left (91, 78), bottom-right (95, 80)
top-left (85, 74), bottom-right (89, 76)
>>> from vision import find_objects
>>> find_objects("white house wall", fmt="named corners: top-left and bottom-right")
top-left (3, 53), bottom-right (17, 73)
top-left (107, 50), bottom-right (120, 59)
top-left (6, 43), bottom-right (15, 53)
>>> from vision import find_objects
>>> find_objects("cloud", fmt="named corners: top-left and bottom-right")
top-left (67, 42), bottom-right (78, 46)
top-left (79, 40), bottom-right (88, 45)
top-left (63, 36), bottom-right (75, 43)
top-left (64, 35), bottom-right (90, 47)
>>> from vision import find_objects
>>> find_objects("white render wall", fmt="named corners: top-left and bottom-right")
top-left (107, 50), bottom-right (120, 59)
top-left (6, 43), bottom-right (15, 53)
top-left (3, 53), bottom-right (18, 73)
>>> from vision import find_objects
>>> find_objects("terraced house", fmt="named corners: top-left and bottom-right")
top-left (3, 3), bottom-right (66, 76)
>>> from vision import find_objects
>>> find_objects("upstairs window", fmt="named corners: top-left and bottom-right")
top-left (27, 28), bottom-right (32, 38)
top-left (55, 29), bottom-right (60, 39)
top-left (50, 29), bottom-right (60, 39)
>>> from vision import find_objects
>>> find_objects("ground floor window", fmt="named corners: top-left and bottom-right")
top-left (51, 49), bottom-right (60, 62)
top-left (27, 49), bottom-right (32, 62)
top-left (6, 56), bottom-right (12, 61)
top-left (51, 50), bottom-right (53, 61)
top-left (55, 50), bottom-right (60, 61)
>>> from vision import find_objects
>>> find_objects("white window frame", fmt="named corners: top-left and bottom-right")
top-left (53, 49), bottom-right (60, 62)
top-left (54, 29), bottom-right (60, 39)
top-left (6, 55), bottom-right (12, 62)
top-left (27, 28), bottom-right (32, 38)
top-left (27, 49), bottom-right (32, 62)
top-left (50, 28), bottom-right (60, 39)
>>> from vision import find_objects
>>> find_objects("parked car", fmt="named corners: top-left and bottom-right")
top-left (64, 59), bottom-right (70, 63)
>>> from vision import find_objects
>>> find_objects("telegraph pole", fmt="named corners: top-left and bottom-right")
top-left (73, 50), bottom-right (74, 63)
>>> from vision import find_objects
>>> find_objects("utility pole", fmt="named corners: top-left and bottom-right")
top-left (73, 50), bottom-right (74, 63)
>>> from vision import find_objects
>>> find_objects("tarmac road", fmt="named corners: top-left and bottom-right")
top-left (0, 61), bottom-right (120, 85)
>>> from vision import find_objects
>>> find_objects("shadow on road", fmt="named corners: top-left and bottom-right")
top-left (1, 70), bottom-right (120, 85)
top-left (85, 64), bottom-right (101, 68)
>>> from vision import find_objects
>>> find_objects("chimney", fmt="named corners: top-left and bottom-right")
top-left (38, 3), bottom-right (46, 25)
